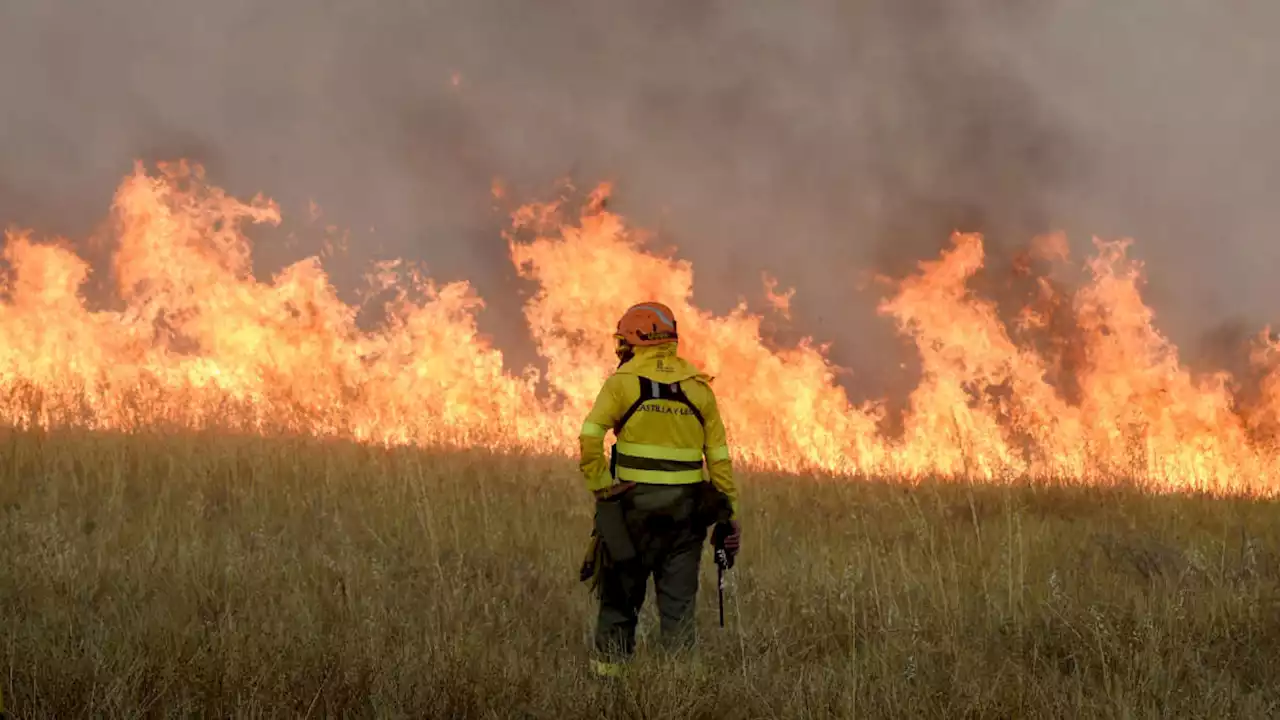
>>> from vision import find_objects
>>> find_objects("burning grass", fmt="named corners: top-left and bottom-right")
top-left (9, 162), bottom-right (1280, 494)
top-left (2, 429), bottom-right (1280, 718)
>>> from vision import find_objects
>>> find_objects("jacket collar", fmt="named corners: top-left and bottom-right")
top-left (616, 343), bottom-right (709, 383)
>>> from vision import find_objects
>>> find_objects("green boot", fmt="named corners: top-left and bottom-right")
top-left (591, 658), bottom-right (629, 680)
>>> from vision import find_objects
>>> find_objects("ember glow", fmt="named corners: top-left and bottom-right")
top-left (2, 162), bottom-right (1278, 495)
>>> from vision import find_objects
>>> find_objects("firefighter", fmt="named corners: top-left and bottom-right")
top-left (578, 301), bottom-right (741, 678)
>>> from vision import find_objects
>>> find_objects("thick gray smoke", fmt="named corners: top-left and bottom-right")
top-left (1, 1), bottom-right (1277, 395)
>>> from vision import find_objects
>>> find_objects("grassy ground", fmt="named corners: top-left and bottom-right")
top-left (2, 428), bottom-right (1280, 718)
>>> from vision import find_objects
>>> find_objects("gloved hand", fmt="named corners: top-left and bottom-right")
top-left (593, 482), bottom-right (636, 501)
top-left (712, 520), bottom-right (741, 569)
top-left (723, 519), bottom-right (741, 553)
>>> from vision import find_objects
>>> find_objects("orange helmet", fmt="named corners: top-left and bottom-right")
top-left (615, 302), bottom-right (679, 349)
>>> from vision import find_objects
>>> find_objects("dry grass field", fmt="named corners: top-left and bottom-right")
top-left (3, 427), bottom-right (1280, 718)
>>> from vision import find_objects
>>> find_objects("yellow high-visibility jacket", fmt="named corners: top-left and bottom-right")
top-left (579, 343), bottom-right (739, 519)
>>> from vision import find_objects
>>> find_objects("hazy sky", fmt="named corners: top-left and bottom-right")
top-left (1, 1), bottom-right (1277, 389)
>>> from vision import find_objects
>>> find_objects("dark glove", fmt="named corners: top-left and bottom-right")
top-left (712, 520), bottom-right (740, 569)
top-left (592, 482), bottom-right (636, 501)
top-left (723, 519), bottom-right (741, 553)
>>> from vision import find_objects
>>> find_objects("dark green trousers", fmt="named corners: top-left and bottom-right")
top-left (594, 483), bottom-right (707, 660)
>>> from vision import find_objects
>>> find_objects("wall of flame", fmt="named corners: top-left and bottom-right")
top-left (3, 162), bottom-right (1279, 496)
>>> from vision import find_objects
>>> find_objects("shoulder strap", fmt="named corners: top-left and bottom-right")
top-left (613, 376), bottom-right (705, 436)
top-left (614, 377), bottom-right (656, 436)
top-left (664, 380), bottom-right (706, 426)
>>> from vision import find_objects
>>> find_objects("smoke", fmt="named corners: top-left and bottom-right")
top-left (1, 0), bottom-right (1277, 394)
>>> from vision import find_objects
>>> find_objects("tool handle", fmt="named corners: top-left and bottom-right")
top-left (717, 562), bottom-right (725, 627)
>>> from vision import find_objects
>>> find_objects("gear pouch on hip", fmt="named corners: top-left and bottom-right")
top-left (594, 495), bottom-right (637, 563)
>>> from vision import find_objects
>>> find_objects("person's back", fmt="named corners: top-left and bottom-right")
top-left (578, 302), bottom-right (741, 678)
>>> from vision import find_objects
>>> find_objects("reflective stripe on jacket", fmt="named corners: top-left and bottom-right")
top-left (579, 343), bottom-right (738, 518)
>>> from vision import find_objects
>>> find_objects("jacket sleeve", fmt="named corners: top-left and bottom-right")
top-left (699, 384), bottom-right (739, 520)
top-left (579, 375), bottom-right (624, 494)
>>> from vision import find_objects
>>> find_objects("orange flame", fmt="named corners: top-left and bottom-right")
top-left (2, 162), bottom-right (1278, 495)
top-left (762, 273), bottom-right (795, 319)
